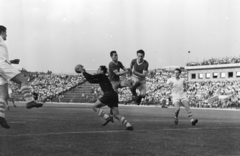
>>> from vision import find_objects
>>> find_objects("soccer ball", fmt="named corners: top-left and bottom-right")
top-left (75, 64), bottom-right (84, 73)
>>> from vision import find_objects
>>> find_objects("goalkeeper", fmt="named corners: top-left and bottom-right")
top-left (75, 65), bottom-right (133, 130)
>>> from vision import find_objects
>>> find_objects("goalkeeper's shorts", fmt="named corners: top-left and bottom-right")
top-left (0, 61), bottom-right (20, 85)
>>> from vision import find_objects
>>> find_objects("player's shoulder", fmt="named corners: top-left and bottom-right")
top-left (109, 61), bottom-right (114, 66)
top-left (117, 61), bottom-right (123, 64)
top-left (143, 60), bottom-right (149, 65)
top-left (131, 58), bottom-right (137, 63)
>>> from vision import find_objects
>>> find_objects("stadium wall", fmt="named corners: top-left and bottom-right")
top-left (185, 63), bottom-right (240, 82)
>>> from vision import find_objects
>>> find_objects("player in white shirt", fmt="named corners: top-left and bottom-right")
top-left (0, 25), bottom-right (43, 129)
top-left (162, 68), bottom-right (198, 126)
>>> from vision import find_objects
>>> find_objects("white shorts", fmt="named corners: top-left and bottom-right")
top-left (0, 61), bottom-right (20, 85)
top-left (172, 95), bottom-right (188, 104)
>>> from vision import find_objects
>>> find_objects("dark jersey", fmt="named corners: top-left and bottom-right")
top-left (130, 59), bottom-right (149, 79)
top-left (82, 72), bottom-right (115, 93)
top-left (108, 61), bottom-right (124, 82)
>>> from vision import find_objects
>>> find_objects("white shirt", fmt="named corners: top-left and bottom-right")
top-left (166, 77), bottom-right (186, 98)
top-left (0, 36), bottom-right (10, 63)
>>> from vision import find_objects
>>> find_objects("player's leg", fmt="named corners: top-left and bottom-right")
top-left (10, 73), bottom-right (43, 109)
top-left (112, 107), bottom-right (133, 130)
top-left (92, 100), bottom-right (110, 120)
top-left (109, 81), bottom-right (121, 121)
top-left (173, 99), bottom-right (181, 125)
top-left (181, 99), bottom-right (198, 126)
top-left (8, 93), bottom-right (16, 107)
top-left (0, 82), bottom-right (10, 129)
top-left (135, 80), bottom-right (146, 105)
top-left (102, 108), bottom-right (114, 126)
top-left (129, 77), bottom-right (140, 100)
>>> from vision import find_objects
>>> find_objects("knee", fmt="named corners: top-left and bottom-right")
top-left (0, 95), bottom-right (8, 102)
top-left (140, 94), bottom-right (146, 98)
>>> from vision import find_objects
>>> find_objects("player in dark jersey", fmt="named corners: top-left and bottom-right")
top-left (130, 49), bottom-right (149, 105)
top-left (107, 51), bottom-right (132, 125)
top-left (75, 65), bottom-right (133, 130)
top-left (108, 51), bottom-right (131, 93)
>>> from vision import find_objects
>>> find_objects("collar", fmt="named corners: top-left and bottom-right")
top-left (137, 59), bottom-right (145, 65)
top-left (112, 61), bottom-right (118, 65)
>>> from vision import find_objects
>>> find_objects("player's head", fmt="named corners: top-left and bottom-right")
top-left (0, 25), bottom-right (7, 41)
top-left (110, 51), bottom-right (118, 61)
top-left (98, 65), bottom-right (107, 74)
top-left (174, 68), bottom-right (181, 77)
top-left (136, 49), bottom-right (145, 62)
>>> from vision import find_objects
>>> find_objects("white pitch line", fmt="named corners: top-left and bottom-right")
top-left (0, 126), bottom-right (240, 137)
top-left (9, 121), bottom-right (26, 124)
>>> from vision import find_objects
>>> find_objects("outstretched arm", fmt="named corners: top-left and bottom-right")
top-left (82, 71), bottom-right (100, 83)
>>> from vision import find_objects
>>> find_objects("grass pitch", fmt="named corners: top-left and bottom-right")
top-left (0, 103), bottom-right (240, 156)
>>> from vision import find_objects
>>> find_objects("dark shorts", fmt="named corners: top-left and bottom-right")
top-left (99, 91), bottom-right (118, 108)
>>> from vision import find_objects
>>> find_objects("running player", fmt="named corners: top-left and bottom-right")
top-left (0, 25), bottom-right (43, 129)
top-left (75, 65), bottom-right (133, 130)
top-left (129, 49), bottom-right (149, 105)
top-left (161, 68), bottom-right (198, 126)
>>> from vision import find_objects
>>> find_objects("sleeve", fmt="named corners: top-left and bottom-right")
top-left (143, 61), bottom-right (149, 71)
top-left (130, 59), bottom-right (135, 69)
top-left (109, 62), bottom-right (118, 73)
top-left (119, 61), bottom-right (125, 69)
top-left (82, 72), bottom-right (100, 83)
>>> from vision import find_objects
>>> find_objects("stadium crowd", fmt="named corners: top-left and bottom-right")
top-left (186, 56), bottom-right (240, 66)
top-left (10, 73), bottom-right (85, 102)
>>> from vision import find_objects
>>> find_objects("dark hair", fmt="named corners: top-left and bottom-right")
top-left (110, 51), bottom-right (117, 57)
top-left (137, 49), bottom-right (145, 56)
top-left (0, 25), bottom-right (6, 34)
top-left (174, 68), bottom-right (182, 74)
top-left (100, 66), bottom-right (107, 74)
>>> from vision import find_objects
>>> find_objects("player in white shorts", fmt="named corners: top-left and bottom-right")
top-left (0, 25), bottom-right (43, 129)
top-left (161, 68), bottom-right (198, 126)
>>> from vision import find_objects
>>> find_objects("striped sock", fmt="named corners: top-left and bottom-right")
top-left (20, 86), bottom-right (34, 102)
top-left (120, 116), bottom-right (132, 128)
top-left (0, 99), bottom-right (6, 118)
top-left (95, 108), bottom-right (109, 120)
top-left (187, 112), bottom-right (193, 120)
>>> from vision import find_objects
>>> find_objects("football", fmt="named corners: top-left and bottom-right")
top-left (74, 64), bottom-right (84, 73)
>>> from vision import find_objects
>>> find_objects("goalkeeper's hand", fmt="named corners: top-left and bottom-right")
top-left (10, 59), bottom-right (20, 64)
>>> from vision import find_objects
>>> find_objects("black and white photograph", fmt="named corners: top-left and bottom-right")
top-left (0, 0), bottom-right (240, 155)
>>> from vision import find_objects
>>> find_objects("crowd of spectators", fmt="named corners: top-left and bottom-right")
top-left (9, 73), bottom-right (85, 102)
top-left (186, 56), bottom-right (240, 66)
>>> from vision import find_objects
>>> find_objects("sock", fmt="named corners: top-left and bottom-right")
top-left (0, 99), bottom-right (6, 118)
top-left (95, 108), bottom-right (109, 120)
top-left (20, 86), bottom-right (34, 102)
top-left (187, 112), bottom-right (193, 121)
top-left (175, 111), bottom-right (179, 118)
top-left (120, 116), bottom-right (132, 128)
